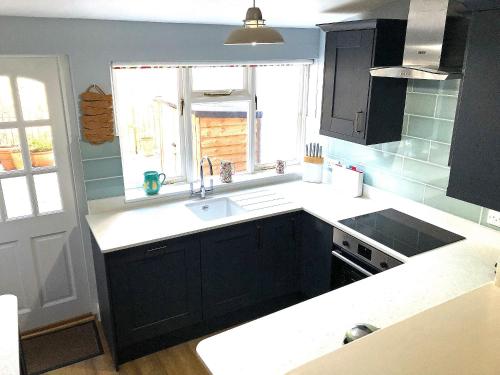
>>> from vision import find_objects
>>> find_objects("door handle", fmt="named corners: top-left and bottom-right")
top-left (354, 111), bottom-right (364, 133)
top-left (331, 250), bottom-right (373, 277)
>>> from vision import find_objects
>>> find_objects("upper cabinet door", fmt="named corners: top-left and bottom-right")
top-left (447, 9), bottom-right (500, 211)
top-left (319, 20), bottom-right (407, 145)
top-left (321, 30), bottom-right (374, 140)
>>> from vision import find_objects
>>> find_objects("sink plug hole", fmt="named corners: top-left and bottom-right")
top-left (202, 205), bottom-right (209, 211)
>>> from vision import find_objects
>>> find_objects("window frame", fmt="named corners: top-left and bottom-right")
top-left (112, 62), bottom-right (311, 194)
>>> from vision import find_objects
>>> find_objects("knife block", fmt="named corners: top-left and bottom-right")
top-left (303, 156), bottom-right (324, 183)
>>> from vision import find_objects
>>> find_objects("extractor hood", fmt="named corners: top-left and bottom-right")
top-left (370, 0), bottom-right (469, 80)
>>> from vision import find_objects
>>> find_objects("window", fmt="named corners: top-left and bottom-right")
top-left (112, 63), bottom-right (309, 194)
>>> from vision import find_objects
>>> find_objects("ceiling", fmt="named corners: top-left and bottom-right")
top-left (0, 0), bottom-right (399, 27)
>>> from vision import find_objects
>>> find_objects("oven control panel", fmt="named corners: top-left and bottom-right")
top-left (333, 228), bottom-right (403, 272)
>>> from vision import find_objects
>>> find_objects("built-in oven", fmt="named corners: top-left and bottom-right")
top-left (331, 228), bottom-right (403, 290)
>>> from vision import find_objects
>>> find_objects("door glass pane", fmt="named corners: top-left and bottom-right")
top-left (0, 128), bottom-right (24, 172)
top-left (192, 66), bottom-right (245, 91)
top-left (34, 173), bottom-right (63, 213)
top-left (192, 101), bottom-right (249, 176)
top-left (1, 176), bottom-right (32, 219)
top-left (17, 77), bottom-right (50, 121)
top-left (255, 65), bottom-right (304, 165)
top-left (26, 126), bottom-right (55, 168)
top-left (0, 76), bottom-right (16, 122)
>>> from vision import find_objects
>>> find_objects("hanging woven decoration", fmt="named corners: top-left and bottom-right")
top-left (80, 84), bottom-right (114, 144)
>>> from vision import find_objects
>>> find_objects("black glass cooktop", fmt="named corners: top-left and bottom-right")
top-left (339, 209), bottom-right (465, 257)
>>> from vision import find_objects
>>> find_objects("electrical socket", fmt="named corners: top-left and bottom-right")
top-left (486, 209), bottom-right (500, 228)
top-left (326, 158), bottom-right (339, 169)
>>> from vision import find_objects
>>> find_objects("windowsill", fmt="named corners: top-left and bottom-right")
top-left (124, 165), bottom-right (302, 204)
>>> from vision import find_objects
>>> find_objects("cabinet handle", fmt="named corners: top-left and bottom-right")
top-left (354, 111), bottom-right (364, 133)
top-left (257, 225), bottom-right (263, 249)
top-left (145, 246), bottom-right (166, 257)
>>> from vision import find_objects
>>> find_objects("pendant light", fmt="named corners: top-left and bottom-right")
top-left (224, 0), bottom-right (285, 45)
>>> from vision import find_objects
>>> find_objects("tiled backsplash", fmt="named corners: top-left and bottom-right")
top-left (80, 139), bottom-right (124, 200)
top-left (326, 79), bottom-right (498, 231)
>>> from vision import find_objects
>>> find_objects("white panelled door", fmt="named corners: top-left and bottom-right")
top-left (0, 57), bottom-right (90, 330)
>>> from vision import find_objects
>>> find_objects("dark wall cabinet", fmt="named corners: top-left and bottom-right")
top-left (92, 211), bottom-right (331, 367)
top-left (447, 9), bottom-right (500, 211)
top-left (319, 19), bottom-right (408, 145)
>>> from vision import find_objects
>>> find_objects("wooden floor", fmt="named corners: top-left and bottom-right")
top-left (46, 325), bottom-right (212, 375)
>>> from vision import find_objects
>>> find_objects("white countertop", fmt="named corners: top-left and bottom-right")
top-left (0, 295), bottom-right (20, 375)
top-left (289, 282), bottom-right (500, 375)
top-left (86, 181), bottom-right (500, 374)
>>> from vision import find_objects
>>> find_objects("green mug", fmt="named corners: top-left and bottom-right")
top-left (143, 171), bottom-right (166, 195)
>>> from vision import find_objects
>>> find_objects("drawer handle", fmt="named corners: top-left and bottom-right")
top-left (145, 246), bottom-right (167, 256)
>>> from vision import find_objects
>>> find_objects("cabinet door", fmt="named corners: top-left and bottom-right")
top-left (201, 223), bottom-right (260, 319)
top-left (447, 10), bottom-right (500, 211)
top-left (108, 237), bottom-right (202, 346)
top-left (320, 29), bottom-right (374, 140)
top-left (301, 213), bottom-right (333, 298)
top-left (261, 214), bottom-right (300, 299)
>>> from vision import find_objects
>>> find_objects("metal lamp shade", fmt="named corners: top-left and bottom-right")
top-left (224, 26), bottom-right (285, 45)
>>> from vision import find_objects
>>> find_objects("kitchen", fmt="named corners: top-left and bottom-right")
top-left (0, 0), bottom-right (499, 374)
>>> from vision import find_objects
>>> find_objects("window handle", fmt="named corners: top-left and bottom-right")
top-left (255, 95), bottom-right (258, 111)
top-left (180, 98), bottom-right (185, 116)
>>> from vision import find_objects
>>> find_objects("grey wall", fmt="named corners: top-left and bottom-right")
top-left (0, 16), bottom-right (320, 200)
top-left (0, 16), bottom-right (320, 95)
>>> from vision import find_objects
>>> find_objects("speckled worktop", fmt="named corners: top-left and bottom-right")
top-left (86, 181), bottom-right (500, 374)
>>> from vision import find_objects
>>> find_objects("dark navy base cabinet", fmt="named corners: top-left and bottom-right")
top-left (261, 214), bottom-right (300, 299)
top-left (301, 213), bottom-right (333, 298)
top-left (108, 237), bottom-right (202, 346)
top-left (201, 222), bottom-right (261, 319)
top-left (91, 211), bottom-right (332, 368)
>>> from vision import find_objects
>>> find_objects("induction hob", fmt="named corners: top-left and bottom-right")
top-left (338, 208), bottom-right (465, 257)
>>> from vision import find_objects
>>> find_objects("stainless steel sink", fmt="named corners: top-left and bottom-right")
top-left (186, 197), bottom-right (247, 221)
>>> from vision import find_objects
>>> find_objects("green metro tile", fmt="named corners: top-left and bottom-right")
top-left (399, 136), bottom-right (431, 161)
top-left (364, 149), bottom-right (403, 173)
top-left (402, 114), bottom-right (409, 135)
top-left (80, 138), bottom-right (121, 159)
top-left (402, 158), bottom-right (450, 189)
top-left (411, 80), bottom-right (442, 94)
top-left (429, 142), bottom-right (451, 166)
top-left (407, 115), bottom-right (454, 143)
top-left (404, 93), bottom-right (437, 117)
top-left (480, 209), bottom-right (500, 232)
top-left (83, 157), bottom-right (123, 181)
top-left (85, 178), bottom-right (125, 200)
top-left (439, 80), bottom-right (461, 96)
top-left (363, 167), bottom-right (425, 202)
top-left (423, 187), bottom-right (482, 222)
top-left (435, 95), bottom-right (458, 120)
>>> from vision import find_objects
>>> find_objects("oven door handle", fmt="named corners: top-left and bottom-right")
top-left (332, 250), bottom-right (374, 277)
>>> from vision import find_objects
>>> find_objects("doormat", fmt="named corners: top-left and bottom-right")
top-left (21, 320), bottom-right (103, 375)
